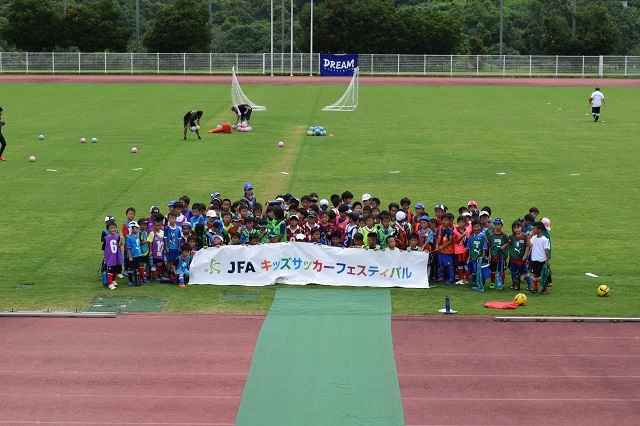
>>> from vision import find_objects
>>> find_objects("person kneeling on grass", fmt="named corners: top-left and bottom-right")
top-left (172, 244), bottom-right (192, 288)
top-left (183, 110), bottom-right (203, 140)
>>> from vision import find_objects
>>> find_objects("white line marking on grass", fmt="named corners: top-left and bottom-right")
top-left (280, 171), bottom-right (289, 174)
top-left (132, 168), bottom-right (143, 171)
top-left (390, 170), bottom-right (400, 174)
top-left (46, 169), bottom-right (57, 172)
top-left (585, 272), bottom-right (599, 277)
top-left (496, 172), bottom-right (506, 175)
top-left (570, 173), bottom-right (581, 176)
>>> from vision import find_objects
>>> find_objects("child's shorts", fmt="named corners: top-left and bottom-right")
top-left (152, 257), bottom-right (164, 265)
top-left (489, 257), bottom-right (506, 272)
top-left (468, 258), bottom-right (480, 274)
top-left (176, 267), bottom-right (190, 276)
top-left (455, 252), bottom-right (468, 266)
top-left (508, 260), bottom-right (528, 275)
top-left (166, 249), bottom-right (180, 261)
top-left (438, 253), bottom-right (454, 267)
top-left (531, 260), bottom-right (546, 276)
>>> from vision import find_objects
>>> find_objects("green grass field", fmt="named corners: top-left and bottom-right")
top-left (0, 81), bottom-right (638, 316)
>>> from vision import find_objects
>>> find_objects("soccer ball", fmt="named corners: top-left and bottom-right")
top-left (131, 147), bottom-right (137, 153)
top-left (278, 141), bottom-right (284, 147)
top-left (197, 125), bottom-right (201, 131)
top-left (597, 285), bottom-right (610, 297)
top-left (38, 135), bottom-right (44, 140)
top-left (28, 155), bottom-right (36, 162)
top-left (91, 137), bottom-right (98, 143)
top-left (80, 137), bottom-right (86, 143)
top-left (307, 130), bottom-right (314, 136)
top-left (514, 293), bottom-right (527, 306)
top-left (190, 126), bottom-right (196, 132)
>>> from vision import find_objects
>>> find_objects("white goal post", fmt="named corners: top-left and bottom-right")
top-left (322, 67), bottom-right (359, 111)
top-left (231, 66), bottom-right (266, 111)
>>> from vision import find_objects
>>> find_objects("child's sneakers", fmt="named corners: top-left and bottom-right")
top-left (108, 283), bottom-right (117, 290)
top-left (128, 281), bottom-right (136, 286)
top-left (178, 283), bottom-right (186, 288)
top-left (117, 273), bottom-right (124, 279)
top-left (142, 278), bottom-right (149, 283)
top-left (489, 283), bottom-right (495, 289)
top-left (496, 284), bottom-right (503, 290)
top-left (455, 279), bottom-right (466, 285)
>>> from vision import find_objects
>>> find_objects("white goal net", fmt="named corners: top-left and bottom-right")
top-left (231, 66), bottom-right (266, 111)
top-left (322, 67), bottom-right (359, 111)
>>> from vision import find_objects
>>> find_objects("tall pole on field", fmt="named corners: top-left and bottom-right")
top-left (208, 0), bottom-right (213, 52)
top-left (135, 0), bottom-right (140, 53)
top-left (573, 0), bottom-right (577, 34)
top-left (310, 0), bottom-right (313, 76)
top-left (281, 0), bottom-right (285, 74)
top-left (290, 0), bottom-right (294, 76)
top-left (270, 0), bottom-right (274, 76)
top-left (63, 0), bottom-right (67, 12)
top-left (499, 0), bottom-right (503, 56)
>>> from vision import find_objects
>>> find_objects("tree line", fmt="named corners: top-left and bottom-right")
top-left (0, 0), bottom-right (637, 55)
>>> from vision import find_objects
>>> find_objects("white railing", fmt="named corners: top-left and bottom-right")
top-left (0, 52), bottom-right (638, 77)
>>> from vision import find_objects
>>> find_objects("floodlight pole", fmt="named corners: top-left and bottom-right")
top-left (281, 0), bottom-right (285, 75)
top-left (136, 0), bottom-right (140, 53)
top-left (499, 0), bottom-right (503, 57)
top-left (310, 0), bottom-right (313, 76)
top-left (290, 0), bottom-right (294, 76)
top-left (270, 0), bottom-right (274, 76)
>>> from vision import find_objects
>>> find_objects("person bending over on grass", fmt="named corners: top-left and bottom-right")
top-left (183, 110), bottom-right (203, 140)
top-left (0, 106), bottom-right (7, 161)
top-left (232, 104), bottom-right (252, 125)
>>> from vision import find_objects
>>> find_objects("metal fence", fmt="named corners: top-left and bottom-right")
top-left (1, 52), bottom-right (639, 77)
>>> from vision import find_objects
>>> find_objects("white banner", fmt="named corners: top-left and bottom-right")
top-left (190, 243), bottom-right (429, 288)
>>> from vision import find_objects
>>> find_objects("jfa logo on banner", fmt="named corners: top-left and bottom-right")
top-left (320, 54), bottom-right (359, 76)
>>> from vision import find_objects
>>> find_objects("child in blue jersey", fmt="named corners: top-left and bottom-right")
top-left (138, 218), bottom-right (150, 281)
top-left (125, 221), bottom-right (146, 285)
top-left (344, 212), bottom-right (359, 247)
top-left (242, 183), bottom-right (257, 208)
top-left (164, 212), bottom-right (181, 263)
top-left (189, 204), bottom-right (205, 227)
top-left (328, 231), bottom-right (344, 248)
top-left (172, 244), bottom-right (192, 288)
top-left (466, 220), bottom-right (488, 291)
top-left (310, 228), bottom-right (326, 245)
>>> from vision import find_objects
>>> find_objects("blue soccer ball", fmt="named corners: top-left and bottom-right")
top-left (314, 129), bottom-right (322, 136)
top-left (190, 126), bottom-right (197, 132)
top-left (320, 130), bottom-right (327, 136)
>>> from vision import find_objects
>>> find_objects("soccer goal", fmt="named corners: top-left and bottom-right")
top-left (231, 66), bottom-right (266, 111)
top-left (322, 67), bottom-right (359, 111)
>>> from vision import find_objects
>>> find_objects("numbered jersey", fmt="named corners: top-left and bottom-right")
top-left (467, 233), bottom-right (488, 261)
top-left (509, 233), bottom-right (529, 261)
top-left (103, 234), bottom-right (123, 267)
top-left (148, 230), bottom-right (165, 259)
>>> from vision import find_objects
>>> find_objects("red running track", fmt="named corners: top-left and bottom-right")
top-left (393, 316), bottom-right (640, 426)
top-left (1, 315), bottom-right (639, 425)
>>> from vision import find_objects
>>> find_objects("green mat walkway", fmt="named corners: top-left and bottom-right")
top-left (235, 288), bottom-right (404, 425)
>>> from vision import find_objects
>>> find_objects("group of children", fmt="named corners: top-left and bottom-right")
top-left (101, 185), bottom-right (552, 293)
